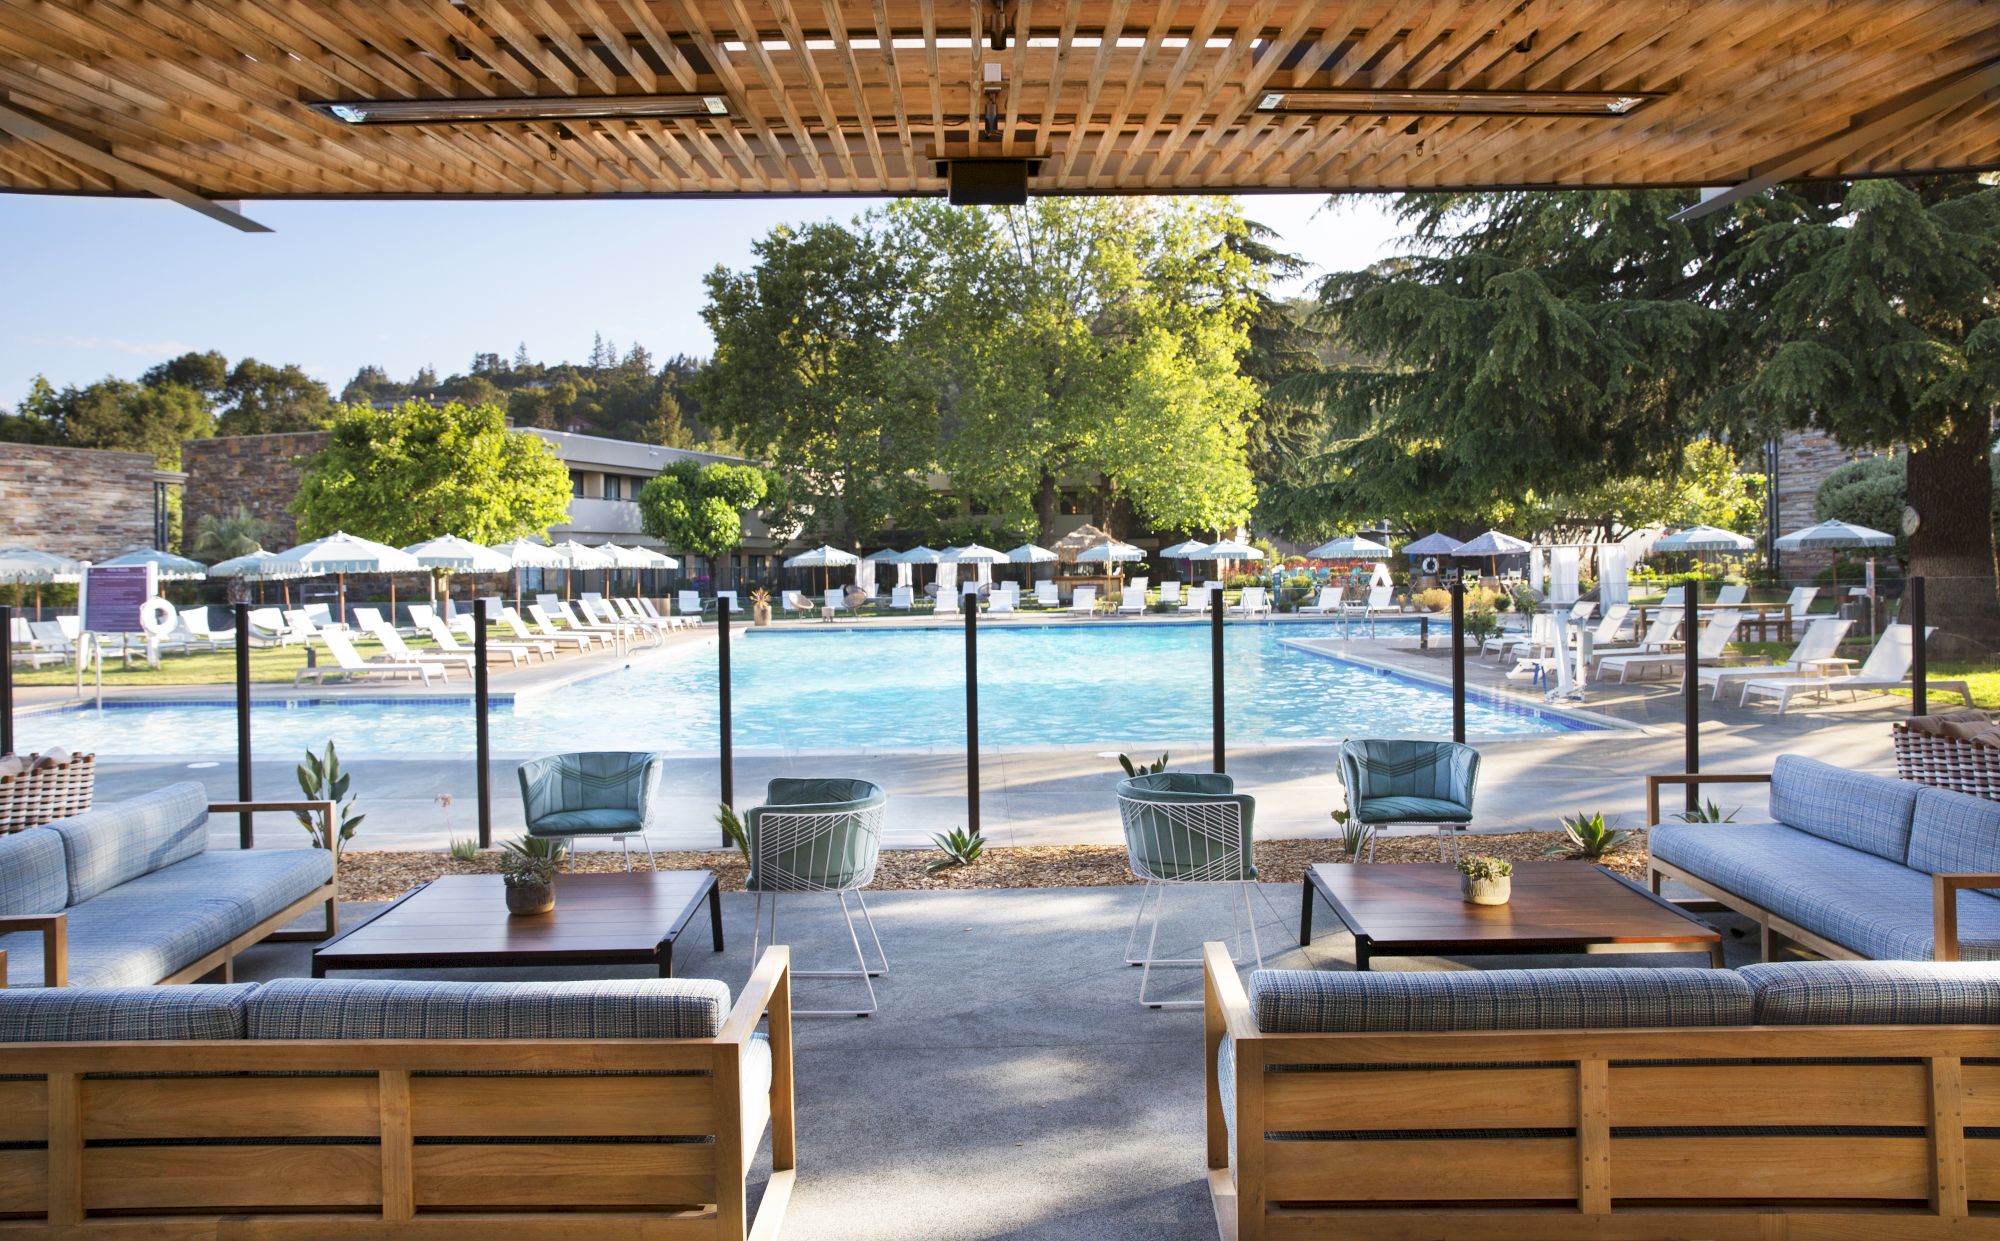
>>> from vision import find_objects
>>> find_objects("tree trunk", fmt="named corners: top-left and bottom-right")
top-left (1906, 412), bottom-right (2000, 654)
top-left (1034, 471), bottom-right (1059, 547)
top-left (1094, 477), bottom-right (1119, 537)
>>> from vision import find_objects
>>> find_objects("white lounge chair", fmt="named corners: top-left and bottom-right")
top-left (362, 623), bottom-right (472, 677)
top-left (1587, 610), bottom-right (1683, 673)
top-left (1117, 585), bottom-right (1148, 614)
top-left (1785, 586), bottom-right (1819, 617)
top-left (1740, 624), bottom-right (1972, 713)
top-left (1699, 617), bottom-right (1853, 702)
top-left (1714, 584), bottom-right (1748, 606)
top-left (245, 607), bottom-right (293, 647)
top-left (1498, 613), bottom-right (1556, 664)
top-left (1159, 582), bottom-right (1182, 607)
top-left (988, 590), bottom-right (1015, 615)
top-left (678, 589), bottom-right (707, 618)
top-left (1299, 586), bottom-right (1343, 615)
top-left (1573, 603), bottom-right (1627, 646)
top-left (1229, 587), bottom-right (1270, 617)
top-left (303, 603), bottom-right (343, 631)
top-left (1067, 586), bottom-right (1098, 616)
top-left (420, 616), bottom-right (538, 666)
top-left (889, 586), bottom-right (914, 610)
top-left (28, 621), bottom-right (75, 661)
top-left (526, 605), bottom-right (602, 650)
top-left (296, 629), bottom-right (443, 686)
top-left (613, 597), bottom-right (677, 633)
top-left (558, 599), bottom-right (641, 644)
top-left (1341, 585), bottom-right (1395, 621)
top-left (1179, 586), bottom-right (1210, 615)
top-left (351, 607), bottom-right (388, 633)
top-left (1600, 611), bottom-right (1742, 682)
top-left (9, 617), bottom-right (60, 667)
top-left (1659, 585), bottom-right (1685, 606)
top-left (1034, 581), bottom-right (1060, 608)
top-left (716, 591), bottom-right (739, 618)
top-left (173, 606), bottom-right (234, 651)
top-left (934, 587), bottom-right (961, 615)
top-left (495, 608), bottom-right (561, 657)
top-left (281, 609), bottom-right (326, 642)
top-left (823, 590), bottom-right (845, 619)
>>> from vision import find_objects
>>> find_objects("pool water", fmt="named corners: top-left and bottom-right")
top-left (24, 621), bottom-right (1597, 757)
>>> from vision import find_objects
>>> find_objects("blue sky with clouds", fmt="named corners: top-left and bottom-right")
top-left (0, 191), bottom-right (1405, 411)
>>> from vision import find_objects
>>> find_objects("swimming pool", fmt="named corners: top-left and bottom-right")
top-left (22, 620), bottom-right (1600, 757)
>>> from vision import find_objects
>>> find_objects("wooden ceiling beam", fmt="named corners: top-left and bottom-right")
top-left (0, 97), bottom-right (270, 228)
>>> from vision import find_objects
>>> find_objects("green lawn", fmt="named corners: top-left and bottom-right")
top-left (1729, 640), bottom-right (1999, 710)
top-left (12, 632), bottom-right (482, 687)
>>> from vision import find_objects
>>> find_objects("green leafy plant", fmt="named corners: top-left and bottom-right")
top-left (501, 834), bottom-right (565, 886)
top-left (1456, 854), bottom-right (1514, 881)
top-left (1332, 807), bottom-right (1375, 861)
top-left (715, 803), bottom-right (750, 857)
top-left (295, 741), bottom-right (363, 856)
top-left (1548, 810), bottom-right (1631, 859)
top-left (1461, 607), bottom-right (1503, 647)
top-left (1117, 752), bottom-right (1170, 777)
top-left (1677, 799), bottom-right (1738, 824)
top-left (928, 826), bottom-right (986, 873)
top-left (448, 836), bottom-right (479, 862)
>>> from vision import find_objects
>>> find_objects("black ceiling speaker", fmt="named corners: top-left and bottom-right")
top-left (940, 157), bottom-right (1039, 205)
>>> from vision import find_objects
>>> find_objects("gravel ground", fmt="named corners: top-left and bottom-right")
top-left (336, 831), bottom-right (1648, 902)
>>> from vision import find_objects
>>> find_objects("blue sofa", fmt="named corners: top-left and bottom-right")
top-left (0, 948), bottom-right (795, 1236)
top-left (1647, 755), bottom-right (2000, 962)
top-left (0, 782), bottom-right (338, 987)
top-left (1207, 950), bottom-right (2000, 1239)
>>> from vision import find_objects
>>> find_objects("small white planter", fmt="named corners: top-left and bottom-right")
top-left (1461, 874), bottom-right (1511, 906)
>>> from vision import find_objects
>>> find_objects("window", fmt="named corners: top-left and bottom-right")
top-left (603, 475), bottom-right (622, 501)
top-left (569, 471), bottom-right (584, 498)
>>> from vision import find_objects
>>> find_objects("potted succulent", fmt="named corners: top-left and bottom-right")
top-left (749, 587), bottom-right (773, 627)
top-left (1457, 854), bottom-right (1513, 905)
top-left (500, 834), bottom-right (565, 916)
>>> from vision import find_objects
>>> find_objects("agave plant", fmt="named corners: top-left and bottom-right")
top-left (928, 826), bottom-right (986, 873)
top-left (715, 803), bottom-right (751, 856)
top-left (1677, 798), bottom-right (1738, 824)
top-left (1548, 810), bottom-right (1631, 860)
top-left (1117, 752), bottom-right (1170, 777)
top-left (501, 834), bottom-right (566, 885)
top-left (295, 741), bottom-right (364, 856)
top-left (1332, 808), bottom-right (1375, 861)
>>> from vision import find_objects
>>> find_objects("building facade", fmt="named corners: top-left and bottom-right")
top-left (0, 443), bottom-right (175, 561)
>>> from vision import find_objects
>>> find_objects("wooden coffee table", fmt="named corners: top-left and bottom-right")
top-left (1298, 861), bottom-right (1722, 970)
top-left (312, 870), bottom-right (722, 978)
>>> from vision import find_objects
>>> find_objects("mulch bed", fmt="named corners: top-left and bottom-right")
top-left (337, 831), bottom-right (1648, 902)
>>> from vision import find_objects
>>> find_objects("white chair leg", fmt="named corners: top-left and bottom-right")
top-left (851, 890), bottom-right (889, 976)
top-left (750, 891), bottom-right (765, 962)
top-left (641, 834), bottom-right (657, 871)
top-left (793, 890), bottom-right (880, 1018)
top-left (1136, 884), bottom-right (1200, 1010)
top-left (1239, 883), bottom-right (1266, 970)
top-left (620, 836), bottom-right (632, 872)
top-left (1124, 881), bottom-right (1162, 965)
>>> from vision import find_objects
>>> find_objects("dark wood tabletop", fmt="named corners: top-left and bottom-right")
top-left (1300, 861), bottom-right (1722, 969)
top-left (312, 870), bottom-right (722, 978)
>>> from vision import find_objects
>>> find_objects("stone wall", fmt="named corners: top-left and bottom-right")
top-left (0, 443), bottom-right (159, 560)
top-left (1772, 429), bottom-right (1873, 578)
top-left (181, 431), bottom-right (330, 550)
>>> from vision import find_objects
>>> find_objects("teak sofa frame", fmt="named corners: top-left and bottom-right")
top-left (1205, 943), bottom-right (2000, 1240)
top-left (1643, 772), bottom-right (2000, 962)
top-left (0, 946), bottom-right (794, 1241)
top-left (0, 800), bottom-right (340, 988)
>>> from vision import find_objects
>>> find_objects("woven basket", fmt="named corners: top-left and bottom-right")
top-left (1893, 724), bottom-right (2000, 802)
top-left (0, 752), bottom-right (96, 834)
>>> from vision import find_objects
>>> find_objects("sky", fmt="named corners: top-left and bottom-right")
top-left (0, 190), bottom-right (1408, 411)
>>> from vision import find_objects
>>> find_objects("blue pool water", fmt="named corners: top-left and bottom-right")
top-left (23, 621), bottom-right (1597, 757)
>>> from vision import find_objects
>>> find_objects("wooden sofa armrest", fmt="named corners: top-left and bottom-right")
top-left (1645, 771), bottom-right (1772, 826)
top-left (1933, 875), bottom-right (2000, 962)
top-left (209, 800), bottom-right (336, 848)
top-left (1204, 941), bottom-right (1257, 1173)
top-left (0, 912), bottom-right (67, 986)
top-left (720, 945), bottom-right (794, 1183)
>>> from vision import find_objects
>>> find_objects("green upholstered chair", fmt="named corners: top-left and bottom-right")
top-left (1116, 772), bottom-right (1264, 1009)
top-left (745, 777), bottom-right (889, 1017)
top-left (1336, 739), bottom-right (1480, 860)
top-left (517, 752), bottom-right (663, 870)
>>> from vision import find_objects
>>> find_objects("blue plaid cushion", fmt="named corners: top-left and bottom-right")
top-left (0, 983), bottom-right (256, 1040)
top-left (247, 977), bottom-right (731, 1040)
top-left (1744, 961), bottom-right (2000, 1025)
top-left (46, 782), bottom-right (209, 904)
top-left (1907, 787), bottom-right (2000, 881)
top-left (1248, 967), bottom-right (1751, 1033)
top-left (1651, 820), bottom-right (2000, 961)
top-left (1769, 755), bottom-right (1918, 863)
top-left (0, 828), bottom-right (68, 916)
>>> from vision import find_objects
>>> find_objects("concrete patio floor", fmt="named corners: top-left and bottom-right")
top-left (238, 881), bottom-right (1762, 1241)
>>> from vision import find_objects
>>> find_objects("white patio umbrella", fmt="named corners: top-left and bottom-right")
top-left (1654, 525), bottom-right (1755, 554)
top-left (1006, 542), bottom-right (1057, 587)
top-left (546, 540), bottom-right (613, 600)
top-left (1307, 534), bottom-right (1392, 559)
top-left (272, 531), bottom-right (422, 622)
top-left (491, 538), bottom-right (565, 613)
top-left (1154, 538), bottom-right (1207, 584)
top-left (863, 548), bottom-right (907, 592)
top-left (1075, 539), bottom-right (1146, 570)
top-left (208, 546), bottom-right (308, 607)
top-left (1198, 540), bottom-right (1264, 590)
top-left (944, 543), bottom-right (1006, 591)
top-left (1401, 532), bottom-right (1464, 580)
top-left (784, 544), bottom-right (861, 594)
top-left (1776, 519), bottom-right (1895, 624)
top-left (898, 546), bottom-right (943, 595)
top-left (0, 547), bottom-right (82, 618)
top-left (402, 535), bottom-right (512, 611)
top-left (101, 547), bottom-right (207, 581)
top-left (1454, 529), bottom-right (1533, 578)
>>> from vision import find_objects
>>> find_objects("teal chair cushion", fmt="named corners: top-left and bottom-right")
top-left (531, 808), bottom-right (646, 836)
top-left (1338, 740), bottom-right (1479, 827)
top-left (1117, 772), bottom-right (1256, 882)
top-left (746, 778), bottom-right (887, 893)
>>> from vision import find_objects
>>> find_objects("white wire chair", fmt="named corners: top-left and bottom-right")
top-left (745, 778), bottom-right (889, 1018)
top-left (1117, 773), bottom-right (1264, 1010)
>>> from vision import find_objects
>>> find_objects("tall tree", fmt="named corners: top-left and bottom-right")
top-left (695, 221), bottom-right (936, 544)
top-left (291, 400), bottom-right (572, 546)
top-left (636, 461), bottom-right (778, 558)
top-left (218, 359), bottom-right (334, 435)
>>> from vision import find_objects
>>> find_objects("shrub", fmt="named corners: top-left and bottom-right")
top-left (1456, 854), bottom-right (1513, 881)
top-left (1413, 587), bottom-right (1451, 612)
top-left (1461, 607), bottom-right (1503, 646)
top-left (929, 826), bottom-right (986, 873)
top-left (1548, 811), bottom-right (1631, 859)
top-left (501, 834), bottom-right (565, 885)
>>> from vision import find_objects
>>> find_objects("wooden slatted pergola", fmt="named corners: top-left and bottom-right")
top-left (0, 0), bottom-right (1996, 230)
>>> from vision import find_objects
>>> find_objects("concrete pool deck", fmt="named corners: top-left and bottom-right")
top-left (48, 617), bottom-right (1914, 855)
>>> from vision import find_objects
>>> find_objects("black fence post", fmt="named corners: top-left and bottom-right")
top-left (1683, 576), bottom-right (1700, 816)
top-left (718, 597), bottom-right (733, 841)
top-left (1911, 576), bottom-right (1927, 717)
top-left (233, 602), bottom-right (252, 848)
top-left (1211, 596), bottom-right (1226, 774)
top-left (474, 598), bottom-right (492, 849)
top-left (1450, 580), bottom-right (1466, 744)
top-left (965, 603), bottom-right (980, 837)
top-left (1418, 614), bottom-right (1429, 651)
top-left (0, 603), bottom-right (12, 757)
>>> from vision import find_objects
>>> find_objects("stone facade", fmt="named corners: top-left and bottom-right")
top-left (0, 443), bottom-right (160, 560)
top-left (1771, 429), bottom-right (1874, 578)
top-left (180, 431), bottom-right (330, 550)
